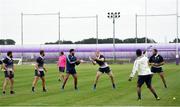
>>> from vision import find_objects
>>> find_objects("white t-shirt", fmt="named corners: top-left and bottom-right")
top-left (130, 56), bottom-right (152, 77)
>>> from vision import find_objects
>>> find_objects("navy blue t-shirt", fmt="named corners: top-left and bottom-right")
top-left (36, 56), bottom-right (44, 68)
top-left (66, 55), bottom-right (77, 69)
top-left (149, 54), bottom-right (164, 64)
top-left (95, 55), bottom-right (106, 66)
top-left (3, 57), bottom-right (14, 69)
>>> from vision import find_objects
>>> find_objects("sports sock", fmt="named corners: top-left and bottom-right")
top-left (138, 91), bottom-right (141, 99)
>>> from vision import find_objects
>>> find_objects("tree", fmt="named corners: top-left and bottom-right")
top-left (123, 37), bottom-right (156, 43)
top-left (0, 39), bottom-right (16, 45)
top-left (45, 40), bottom-right (73, 44)
top-left (169, 38), bottom-right (180, 43)
top-left (44, 37), bottom-right (156, 44)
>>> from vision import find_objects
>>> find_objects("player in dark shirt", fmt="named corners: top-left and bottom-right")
top-left (90, 51), bottom-right (116, 90)
top-left (61, 49), bottom-right (80, 90)
top-left (149, 49), bottom-right (167, 88)
top-left (2, 51), bottom-right (15, 95)
top-left (32, 50), bottom-right (48, 92)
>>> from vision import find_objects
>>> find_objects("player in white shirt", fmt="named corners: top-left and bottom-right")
top-left (128, 49), bottom-right (160, 100)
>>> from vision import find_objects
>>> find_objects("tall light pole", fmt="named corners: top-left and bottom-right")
top-left (96, 15), bottom-right (99, 50)
top-left (176, 0), bottom-right (179, 65)
top-left (145, 0), bottom-right (148, 44)
top-left (107, 12), bottom-right (120, 63)
top-left (21, 13), bottom-right (24, 63)
top-left (135, 14), bottom-right (138, 43)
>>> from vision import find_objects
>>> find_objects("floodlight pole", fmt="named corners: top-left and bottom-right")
top-left (145, 0), bottom-right (148, 44)
top-left (21, 13), bottom-right (24, 63)
top-left (107, 12), bottom-right (120, 63)
top-left (96, 15), bottom-right (99, 49)
top-left (135, 14), bottom-right (138, 43)
top-left (113, 17), bottom-right (116, 62)
top-left (58, 12), bottom-right (61, 45)
top-left (176, 0), bottom-right (179, 65)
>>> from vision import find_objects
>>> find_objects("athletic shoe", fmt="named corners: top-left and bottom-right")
top-left (113, 84), bottom-right (116, 89)
top-left (2, 91), bottom-right (5, 95)
top-left (32, 87), bottom-right (35, 92)
top-left (10, 91), bottom-right (15, 94)
top-left (93, 84), bottom-right (96, 91)
top-left (137, 98), bottom-right (141, 101)
top-left (75, 87), bottom-right (78, 91)
top-left (43, 88), bottom-right (47, 92)
top-left (156, 97), bottom-right (160, 100)
top-left (61, 86), bottom-right (64, 91)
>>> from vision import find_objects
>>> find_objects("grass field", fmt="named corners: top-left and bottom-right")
top-left (0, 63), bottom-right (180, 106)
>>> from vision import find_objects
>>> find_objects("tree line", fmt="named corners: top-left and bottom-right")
top-left (45, 37), bottom-right (156, 44)
top-left (0, 39), bottom-right (16, 45)
top-left (0, 38), bottom-right (179, 45)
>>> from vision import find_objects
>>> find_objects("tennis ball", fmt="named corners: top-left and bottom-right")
top-left (173, 97), bottom-right (176, 100)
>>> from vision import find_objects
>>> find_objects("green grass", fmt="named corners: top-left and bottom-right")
top-left (0, 63), bottom-right (180, 106)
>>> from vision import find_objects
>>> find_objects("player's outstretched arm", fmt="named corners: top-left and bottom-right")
top-left (95, 58), bottom-right (105, 62)
top-left (89, 56), bottom-right (96, 65)
top-left (129, 60), bottom-right (138, 81)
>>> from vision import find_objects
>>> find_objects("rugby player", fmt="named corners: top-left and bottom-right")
top-left (90, 51), bottom-right (116, 90)
top-left (61, 49), bottom-right (80, 90)
top-left (149, 49), bottom-right (167, 88)
top-left (129, 49), bottom-right (160, 100)
top-left (32, 50), bottom-right (48, 92)
top-left (2, 51), bottom-right (15, 95)
top-left (57, 51), bottom-right (66, 82)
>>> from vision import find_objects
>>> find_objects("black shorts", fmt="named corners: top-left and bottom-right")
top-left (66, 68), bottom-right (76, 75)
top-left (151, 67), bottom-right (163, 73)
top-left (59, 67), bottom-right (65, 73)
top-left (35, 70), bottom-right (45, 77)
top-left (137, 75), bottom-right (152, 88)
top-left (4, 71), bottom-right (14, 79)
top-left (99, 67), bottom-right (111, 73)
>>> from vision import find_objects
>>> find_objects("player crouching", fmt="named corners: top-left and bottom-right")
top-left (90, 51), bottom-right (116, 90)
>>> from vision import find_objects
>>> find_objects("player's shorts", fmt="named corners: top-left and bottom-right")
top-left (59, 67), bottom-right (65, 73)
top-left (0, 60), bottom-right (2, 65)
top-left (151, 67), bottom-right (163, 73)
top-left (137, 75), bottom-right (152, 88)
top-left (34, 70), bottom-right (45, 77)
top-left (4, 71), bottom-right (14, 79)
top-left (66, 68), bottom-right (76, 75)
top-left (98, 66), bottom-right (111, 74)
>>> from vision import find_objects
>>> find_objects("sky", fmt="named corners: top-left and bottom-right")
top-left (0, 0), bottom-right (179, 44)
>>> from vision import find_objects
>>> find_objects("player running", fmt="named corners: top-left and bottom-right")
top-left (90, 51), bottom-right (116, 90)
top-left (2, 51), bottom-right (15, 95)
top-left (129, 49), bottom-right (160, 100)
top-left (32, 50), bottom-right (48, 92)
top-left (57, 51), bottom-right (66, 82)
top-left (149, 49), bottom-right (167, 88)
top-left (61, 49), bottom-right (80, 90)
